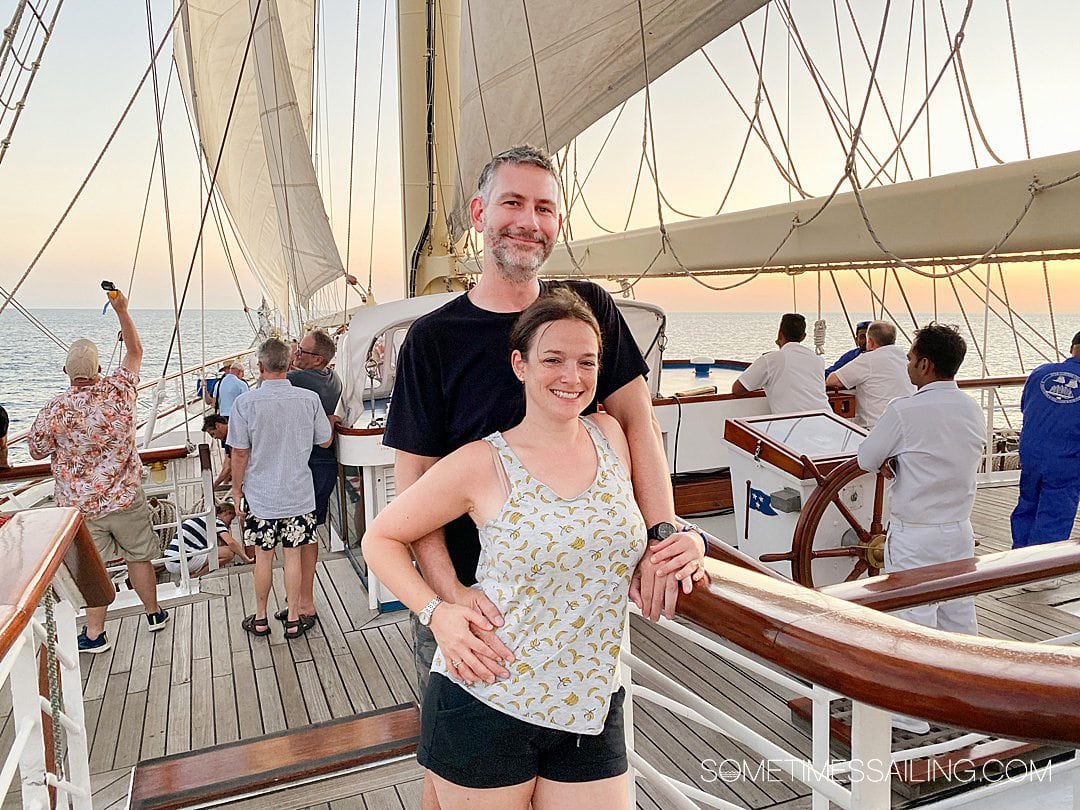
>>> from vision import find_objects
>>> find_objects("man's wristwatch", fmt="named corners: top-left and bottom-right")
top-left (417, 596), bottom-right (443, 626)
top-left (646, 522), bottom-right (677, 542)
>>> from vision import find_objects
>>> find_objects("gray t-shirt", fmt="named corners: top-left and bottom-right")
top-left (287, 368), bottom-right (342, 463)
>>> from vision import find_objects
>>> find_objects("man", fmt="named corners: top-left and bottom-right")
top-left (385, 145), bottom-right (705, 809)
top-left (28, 290), bottom-right (168, 653)
top-left (203, 414), bottom-right (232, 488)
top-left (732, 313), bottom-right (829, 414)
top-left (207, 361), bottom-right (247, 417)
top-left (165, 502), bottom-right (251, 577)
top-left (0, 403), bottom-right (8, 469)
top-left (857, 323), bottom-right (984, 635)
top-left (826, 320), bottom-right (915, 429)
top-left (825, 320), bottom-right (870, 376)
top-left (285, 330), bottom-right (343, 625)
top-left (228, 338), bottom-right (332, 639)
top-left (1010, 330), bottom-right (1080, 583)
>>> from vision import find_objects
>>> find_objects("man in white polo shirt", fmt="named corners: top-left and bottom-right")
top-left (857, 322), bottom-right (984, 637)
top-left (826, 320), bottom-right (915, 429)
top-left (732, 313), bottom-right (829, 414)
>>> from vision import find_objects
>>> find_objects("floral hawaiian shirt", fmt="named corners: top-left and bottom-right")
top-left (28, 367), bottom-right (143, 518)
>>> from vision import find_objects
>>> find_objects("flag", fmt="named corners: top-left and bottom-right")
top-left (749, 487), bottom-right (777, 516)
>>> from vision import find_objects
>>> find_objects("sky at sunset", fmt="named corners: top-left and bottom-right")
top-left (1, 0), bottom-right (1077, 321)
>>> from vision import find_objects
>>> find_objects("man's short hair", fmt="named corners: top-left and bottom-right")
top-left (1072, 330), bottom-right (1080, 347)
top-left (855, 320), bottom-right (871, 332)
top-left (779, 313), bottom-right (807, 343)
top-left (202, 414), bottom-right (228, 432)
top-left (476, 144), bottom-right (560, 204)
top-left (65, 338), bottom-right (100, 381)
top-left (866, 321), bottom-right (897, 347)
top-left (215, 502), bottom-right (235, 517)
top-left (911, 323), bottom-right (967, 379)
top-left (229, 360), bottom-right (245, 371)
top-left (258, 338), bottom-right (290, 373)
top-left (307, 330), bottom-right (336, 363)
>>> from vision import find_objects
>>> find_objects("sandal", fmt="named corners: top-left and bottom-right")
top-left (241, 614), bottom-right (271, 637)
top-left (283, 616), bottom-right (311, 640)
top-left (274, 607), bottom-right (318, 626)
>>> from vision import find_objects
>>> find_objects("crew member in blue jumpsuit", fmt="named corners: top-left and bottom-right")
top-left (1011, 330), bottom-right (1080, 549)
top-left (825, 320), bottom-right (870, 376)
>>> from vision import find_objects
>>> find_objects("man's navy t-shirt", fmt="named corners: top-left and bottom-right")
top-left (382, 280), bottom-right (650, 585)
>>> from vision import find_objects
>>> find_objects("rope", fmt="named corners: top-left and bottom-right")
top-left (0, 2), bottom-right (183, 318)
top-left (828, 269), bottom-right (855, 340)
top-left (520, 0), bottom-right (550, 152)
top-left (43, 588), bottom-right (65, 787)
top-left (0, 284), bottom-right (67, 351)
top-left (366, 0), bottom-right (389, 300)
top-left (342, 0), bottom-right (362, 309)
top-left (0, 0), bottom-right (63, 168)
top-left (890, 267), bottom-right (920, 331)
top-left (813, 320), bottom-right (827, 356)
top-left (997, 263), bottom-right (1025, 373)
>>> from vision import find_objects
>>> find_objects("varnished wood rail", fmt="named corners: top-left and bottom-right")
top-left (677, 559), bottom-right (1080, 746)
top-left (128, 703), bottom-right (420, 809)
top-left (0, 445), bottom-right (190, 485)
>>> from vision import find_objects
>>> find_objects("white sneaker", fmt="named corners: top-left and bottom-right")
top-left (892, 714), bottom-right (931, 734)
top-left (1021, 578), bottom-right (1063, 592)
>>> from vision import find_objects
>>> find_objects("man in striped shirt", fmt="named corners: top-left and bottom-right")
top-left (165, 502), bottom-right (252, 577)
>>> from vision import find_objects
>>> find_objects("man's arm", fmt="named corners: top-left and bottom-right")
top-left (731, 379), bottom-right (749, 395)
top-left (856, 406), bottom-right (902, 474)
top-left (229, 448), bottom-right (250, 521)
top-left (213, 454), bottom-right (232, 488)
top-left (110, 291), bottom-right (143, 374)
top-left (27, 405), bottom-right (55, 461)
top-left (602, 377), bottom-right (705, 621)
top-left (825, 372), bottom-right (844, 390)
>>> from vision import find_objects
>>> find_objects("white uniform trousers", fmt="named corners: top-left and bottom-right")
top-left (885, 517), bottom-right (978, 635)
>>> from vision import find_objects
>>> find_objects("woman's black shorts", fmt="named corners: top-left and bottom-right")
top-left (417, 673), bottom-right (628, 789)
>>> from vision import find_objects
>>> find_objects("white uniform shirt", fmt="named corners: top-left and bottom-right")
top-left (857, 380), bottom-right (984, 523)
top-left (737, 342), bottom-right (829, 415)
top-left (834, 344), bottom-right (916, 428)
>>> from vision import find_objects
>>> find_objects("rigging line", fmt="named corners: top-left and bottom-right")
top-left (1040, 259), bottom-right (1060, 358)
top-left (890, 266), bottom-right (919, 330)
top-left (0, 284), bottom-right (67, 352)
top-left (831, 0), bottom-right (852, 124)
top-left (160, 0), bottom-right (262, 376)
top-left (840, 0), bottom-right (915, 181)
top-left (1003, 0), bottom-right (1030, 160)
top-left (853, 269), bottom-right (912, 344)
top-left (145, 0), bottom-right (187, 413)
top-left (0, 2), bottom-right (183, 318)
top-left (570, 176), bottom-right (617, 234)
top-left (520, 0), bottom-right (550, 152)
top-left (0, 0), bottom-right (36, 104)
top-left (862, 0), bottom-right (975, 187)
top-left (435, 4), bottom-right (470, 237)
top-left (936, 0), bottom-right (978, 168)
top-left (736, 19), bottom-right (808, 197)
top-left (953, 47), bottom-right (1003, 165)
top-left (892, 0), bottom-right (917, 180)
top-left (342, 0), bottom-right (361, 300)
top-left (996, 263), bottom-right (1025, 373)
top-left (700, 50), bottom-right (807, 197)
top-left (953, 268), bottom-right (1054, 363)
top-left (366, 0), bottom-right (390, 299)
top-left (0, 0), bottom-right (61, 166)
top-left (922, 0), bottom-right (930, 176)
top-left (464, 0), bottom-right (493, 156)
top-left (0, 0), bottom-right (44, 79)
top-left (777, 2), bottom-right (899, 186)
top-left (828, 269), bottom-right (856, 340)
top-left (563, 101), bottom-right (628, 224)
top-left (634, 0), bottom-right (667, 236)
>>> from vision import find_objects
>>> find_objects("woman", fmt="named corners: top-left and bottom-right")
top-left (362, 288), bottom-right (703, 809)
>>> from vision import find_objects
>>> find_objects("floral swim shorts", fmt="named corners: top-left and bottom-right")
top-left (243, 511), bottom-right (316, 550)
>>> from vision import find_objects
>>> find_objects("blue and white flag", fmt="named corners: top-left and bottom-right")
top-left (749, 487), bottom-right (778, 516)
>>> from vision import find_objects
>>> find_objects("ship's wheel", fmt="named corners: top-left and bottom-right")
top-left (760, 457), bottom-right (888, 588)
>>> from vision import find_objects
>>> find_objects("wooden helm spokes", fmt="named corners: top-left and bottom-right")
top-left (785, 456), bottom-right (887, 588)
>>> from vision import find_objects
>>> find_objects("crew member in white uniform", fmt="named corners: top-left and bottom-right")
top-left (857, 323), bottom-right (985, 635)
top-left (826, 320), bottom-right (915, 428)
top-left (733, 313), bottom-right (829, 414)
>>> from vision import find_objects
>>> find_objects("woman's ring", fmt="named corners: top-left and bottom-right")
top-left (451, 659), bottom-right (462, 669)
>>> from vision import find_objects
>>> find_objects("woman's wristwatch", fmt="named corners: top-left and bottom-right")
top-left (417, 596), bottom-right (444, 626)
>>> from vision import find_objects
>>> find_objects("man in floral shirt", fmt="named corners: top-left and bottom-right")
top-left (29, 289), bottom-right (168, 653)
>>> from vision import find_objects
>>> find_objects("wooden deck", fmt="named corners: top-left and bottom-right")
top-left (1, 483), bottom-right (1078, 809)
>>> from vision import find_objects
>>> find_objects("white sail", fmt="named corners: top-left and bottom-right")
top-left (174, 0), bottom-right (343, 316)
top-left (448, 0), bottom-right (770, 236)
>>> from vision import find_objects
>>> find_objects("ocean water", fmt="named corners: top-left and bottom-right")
top-left (2, 306), bottom-right (1075, 465)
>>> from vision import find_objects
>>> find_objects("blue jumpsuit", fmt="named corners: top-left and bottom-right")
top-left (1011, 356), bottom-right (1080, 547)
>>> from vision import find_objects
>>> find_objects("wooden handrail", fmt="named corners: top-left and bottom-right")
top-left (821, 539), bottom-right (1080, 610)
top-left (0, 509), bottom-right (114, 659)
top-left (0, 445), bottom-right (190, 484)
top-left (677, 559), bottom-right (1080, 745)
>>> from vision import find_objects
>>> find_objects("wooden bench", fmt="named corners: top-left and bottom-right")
top-left (128, 703), bottom-right (420, 809)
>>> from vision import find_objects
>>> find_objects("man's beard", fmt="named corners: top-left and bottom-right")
top-left (488, 227), bottom-right (553, 282)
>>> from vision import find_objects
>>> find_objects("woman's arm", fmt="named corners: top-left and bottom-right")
top-left (362, 442), bottom-right (513, 685)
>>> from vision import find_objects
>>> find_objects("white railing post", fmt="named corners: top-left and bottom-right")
top-left (849, 700), bottom-right (892, 808)
top-left (620, 612), bottom-right (637, 808)
top-left (53, 599), bottom-right (93, 810)
top-left (811, 686), bottom-right (836, 810)
top-left (8, 627), bottom-right (50, 808)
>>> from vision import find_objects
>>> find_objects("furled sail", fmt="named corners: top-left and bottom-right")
top-left (448, 0), bottom-right (770, 236)
top-left (174, 0), bottom-right (344, 315)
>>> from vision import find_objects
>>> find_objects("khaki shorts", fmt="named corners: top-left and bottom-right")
top-left (84, 489), bottom-right (160, 563)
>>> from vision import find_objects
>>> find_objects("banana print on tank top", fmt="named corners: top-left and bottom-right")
top-left (431, 416), bottom-right (646, 734)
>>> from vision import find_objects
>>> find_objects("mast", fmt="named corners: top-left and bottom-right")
top-left (397, 0), bottom-right (467, 298)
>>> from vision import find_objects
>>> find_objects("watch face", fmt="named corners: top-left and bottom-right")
top-left (650, 522), bottom-right (676, 541)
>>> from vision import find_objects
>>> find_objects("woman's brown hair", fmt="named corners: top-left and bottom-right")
top-left (509, 286), bottom-right (602, 359)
